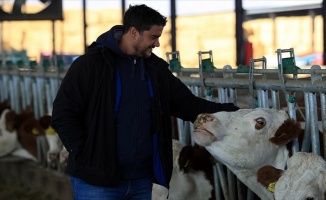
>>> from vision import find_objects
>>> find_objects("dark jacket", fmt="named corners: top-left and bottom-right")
top-left (97, 26), bottom-right (155, 181)
top-left (51, 27), bottom-right (238, 188)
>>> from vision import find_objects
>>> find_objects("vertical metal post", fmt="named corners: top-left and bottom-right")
top-left (235, 0), bottom-right (244, 66)
top-left (320, 93), bottom-right (326, 159)
top-left (310, 65), bottom-right (322, 155)
top-left (52, 20), bottom-right (56, 66)
top-left (302, 92), bottom-right (311, 152)
top-left (12, 75), bottom-right (20, 113)
top-left (309, 92), bottom-right (320, 155)
top-left (0, 22), bottom-right (4, 62)
top-left (309, 10), bottom-right (315, 52)
top-left (121, 0), bottom-right (126, 22)
top-left (1, 75), bottom-right (9, 101)
top-left (323, 0), bottom-right (326, 65)
top-left (271, 90), bottom-right (280, 109)
top-left (271, 15), bottom-right (276, 52)
top-left (170, 0), bottom-right (176, 52)
top-left (83, 0), bottom-right (87, 53)
top-left (212, 163), bottom-right (222, 200)
top-left (45, 79), bottom-right (52, 114)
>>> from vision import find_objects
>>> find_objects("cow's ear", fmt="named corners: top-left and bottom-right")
top-left (178, 145), bottom-right (194, 173)
top-left (39, 115), bottom-right (52, 129)
top-left (257, 165), bottom-right (283, 193)
top-left (269, 119), bottom-right (301, 145)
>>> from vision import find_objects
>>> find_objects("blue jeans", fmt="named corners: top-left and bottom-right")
top-left (70, 176), bottom-right (153, 200)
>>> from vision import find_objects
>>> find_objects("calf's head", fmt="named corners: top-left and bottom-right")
top-left (257, 152), bottom-right (326, 200)
top-left (0, 109), bottom-right (18, 157)
top-left (167, 140), bottom-right (214, 200)
top-left (193, 108), bottom-right (301, 171)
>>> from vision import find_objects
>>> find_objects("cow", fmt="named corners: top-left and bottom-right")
top-left (193, 108), bottom-right (302, 200)
top-left (0, 107), bottom-right (37, 161)
top-left (152, 139), bottom-right (214, 200)
top-left (257, 152), bottom-right (326, 200)
top-left (0, 108), bottom-right (18, 157)
top-left (37, 113), bottom-right (68, 172)
top-left (0, 103), bottom-right (65, 167)
top-left (15, 106), bottom-right (45, 161)
top-left (39, 114), bottom-right (63, 169)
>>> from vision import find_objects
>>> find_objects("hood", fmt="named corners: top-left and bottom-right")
top-left (91, 25), bottom-right (146, 80)
top-left (90, 25), bottom-right (125, 57)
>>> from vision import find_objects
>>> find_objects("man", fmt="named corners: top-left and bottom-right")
top-left (51, 4), bottom-right (239, 200)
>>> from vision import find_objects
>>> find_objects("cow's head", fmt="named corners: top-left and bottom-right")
top-left (16, 106), bottom-right (45, 159)
top-left (193, 108), bottom-right (301, 170)
top-left (257, 152), bottom-right (326, 200)
top-left (167, 140), bottom-right (214, 200)
top-left (39, 114), bottom-right (63, 169)
top-left (0, 109), bottom-right (18, 157)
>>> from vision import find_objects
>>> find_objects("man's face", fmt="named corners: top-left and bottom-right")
top-left (132, 25), bottom-right (164, 58)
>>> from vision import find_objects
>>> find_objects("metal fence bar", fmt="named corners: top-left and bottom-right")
top-left (321, 93), bottom-right (326, 157)
top-left (309, 92), bottom-right (321, 155)
top-left (212, 162), bottom-right (223, 200)
top-left (179, 77), bottom-right (326, 93)
top-left (24, 76), bottom-right (33, 108)
top-left (1, 75), bottom-right (9, 102)
top-left (32, 80), bottom-right (39, 118)
top-left (301, 92), bottom-right (311, 152)
top-left (271, 90), bottom-right (280, 109)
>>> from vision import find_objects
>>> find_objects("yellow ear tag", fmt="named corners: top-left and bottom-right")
top-left (32, 128), bottom-right (39, 135)
top-left (45, 126), bottom-right (56, 135)
top-left (267, 182), bottom-right (276, 193)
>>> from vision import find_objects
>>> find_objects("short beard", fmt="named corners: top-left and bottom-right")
top-left (133, 45), bottom-right (150, 58)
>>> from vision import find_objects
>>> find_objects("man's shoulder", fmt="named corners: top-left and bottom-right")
top-left (86, 46), bottom-right (114, 57)
top-left (69, 48), bottom-right (112, 73)
top-left (76, 47), bottom-right (115, 65)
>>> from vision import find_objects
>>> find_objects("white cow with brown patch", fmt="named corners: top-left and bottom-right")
top-left (0, 108), bottom-right (37, 161)
top-left (257, 152), bottom-right (326, 200)
top-left (152, 139), bottom-right (214, 200)
top-left (39, 115), bottom-right (63, 169)
top-left (193, 108), bottom-right (301, 200)
top-left (0, 109), bottom-right (18, 157)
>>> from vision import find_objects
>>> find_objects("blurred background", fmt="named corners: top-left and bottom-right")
top-left (0, 0), bottom-right (324, 69)
top-left (0, 2), bottom-right (325, 199)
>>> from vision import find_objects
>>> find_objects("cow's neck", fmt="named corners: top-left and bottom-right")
top-left (226, 165), bottom-right (274, 200)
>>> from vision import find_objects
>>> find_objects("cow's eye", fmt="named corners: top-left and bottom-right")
top-left (255, 117), bottom-right (266, 130)
top-left (306, 197), bottom-right (315, 200)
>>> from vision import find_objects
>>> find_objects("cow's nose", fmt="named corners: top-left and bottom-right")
top-left (194, 113), bottom-right (213, 129)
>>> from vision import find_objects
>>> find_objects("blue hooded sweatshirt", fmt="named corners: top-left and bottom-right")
top-left (95, 25), bottom-right (153, 180)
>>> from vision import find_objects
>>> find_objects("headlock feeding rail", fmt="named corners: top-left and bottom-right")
top-left (166, 48), bottom-right (326, 199)
top-left (0, 48), bottom-right (325, 200)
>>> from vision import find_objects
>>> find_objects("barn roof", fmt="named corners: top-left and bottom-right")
top-left (245, 3), bottom-right (322, 20)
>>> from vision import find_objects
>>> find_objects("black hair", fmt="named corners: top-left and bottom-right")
top-left (123, 4), bottom-right (167, 33)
